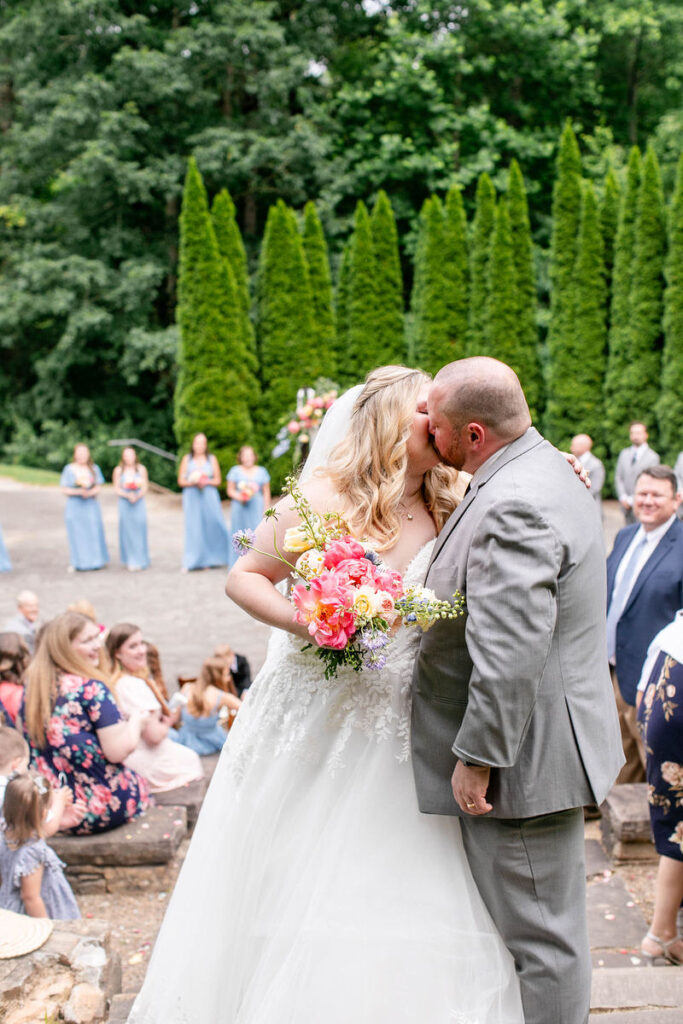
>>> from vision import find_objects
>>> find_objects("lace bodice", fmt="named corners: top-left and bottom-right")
top-left (227, 542), bottom-right (434, 781)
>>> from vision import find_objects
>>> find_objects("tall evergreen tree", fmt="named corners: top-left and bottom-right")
top-left (604, 147), bottom-right (642, 459)
top-left (621, 146), bottom-right (666, 445)
top-left (256, 200), bottom-right (319, 481)
top-left (467, 173), bottom-right (496, 356)
top-left (442, 185), bottom-right (469, 362)
top-left (346, 201), bottom-right (379, 385)
top-left (507, 160), bottom-right (542, 420)
top-left (545, 121), bottom-right (582, 445)
top-left (301, 200), bottom-right (337, 379)
top-left (411, 197), bottom-right (450, 375)
top-left (369, 190), bottom-right (405, 365)
top-left (657, 153), bottom-right (683, 464)
top-left (175, 158), bottom-right (253, 473)
top-left (335, 241), bottom-right (352, 372)
top-left (600, 168), bottom-right (621, 320)
top-left (485, 199), bottom-right (518, 366)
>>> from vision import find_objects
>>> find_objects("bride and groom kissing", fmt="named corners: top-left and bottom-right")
top-left (129, 357), bottom-right (623, 1024)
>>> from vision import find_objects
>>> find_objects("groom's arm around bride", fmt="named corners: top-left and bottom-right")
top-left (411, 358), bottom-right (623, 1024)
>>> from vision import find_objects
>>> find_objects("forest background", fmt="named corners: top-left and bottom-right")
top-left (1, 0), bottom-right (682, 491)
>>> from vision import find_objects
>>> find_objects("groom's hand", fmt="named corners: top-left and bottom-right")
top-left (451, 762), bottom-right (492, 815)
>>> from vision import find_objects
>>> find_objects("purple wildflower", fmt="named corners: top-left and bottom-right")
top-left (359, 630), bottom-right (389, 651)
top-left (364, 653), bottom-right (387, 671)
top-left (232, 529), bottom-right (256, 555)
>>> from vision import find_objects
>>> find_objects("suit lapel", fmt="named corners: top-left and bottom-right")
top-left (427, 427), bottom-right (545, 574)
top-left (622, 525), bottom-right (676, 616)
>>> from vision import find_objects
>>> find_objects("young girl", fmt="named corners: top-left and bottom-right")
top-left (0, 727), bottom-right (85, 831)
top-left (0, 773), bottom-right (80, 918)
top-left (174, 658), bottom-right (242, 755)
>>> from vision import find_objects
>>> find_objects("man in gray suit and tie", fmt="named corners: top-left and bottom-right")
top-left (614, 422), bottom-right (660, 524)
top-left (412, 357), bottom-right (623, 1024)
top-left (570, 433), bottom-right (605, 509)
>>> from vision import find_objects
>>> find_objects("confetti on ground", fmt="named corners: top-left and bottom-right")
top-left (604, 913), bottom-right (616, 920)
top-left (128, 953), bottom-right (143, 966)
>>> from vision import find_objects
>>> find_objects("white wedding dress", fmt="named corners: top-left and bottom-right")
top-left (128, 543), bottom-right (523, 1023)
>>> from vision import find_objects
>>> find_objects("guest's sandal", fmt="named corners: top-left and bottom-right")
top-left (641, 931), bottom-right (683, 965)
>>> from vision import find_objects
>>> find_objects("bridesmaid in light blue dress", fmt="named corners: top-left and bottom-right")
top-left (113, 446), bottom-right (150, 571)
top-left (226, 446), bottom-right (271, 567)
top-left (60, 444), bottom-right (109, 571)
top-left (178, 433), bottom-right (230, 570)
top-left (0, 524), bottom-right (11, 572)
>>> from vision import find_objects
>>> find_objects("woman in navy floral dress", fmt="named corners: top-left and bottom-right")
top-left (22, 611), bottom-right (150, 835)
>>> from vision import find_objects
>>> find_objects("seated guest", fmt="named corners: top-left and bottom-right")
top-left (637, 610), bottom-right (683, 964)
top-left (22, 612), bottom-right (150, 834)
top-left (106, 624), bottom-right (203, 793)
top-left (175, 658), bottom-right (241, 755)
top-left (0, 632), bottom-right (30, 725)
top-left (3, 591), bottom-right (41, 654)
top-left (213, 643), bottom-right (252, 697)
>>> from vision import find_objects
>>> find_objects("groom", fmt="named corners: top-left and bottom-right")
top-left (411, 357), bottom-right (623, 1024)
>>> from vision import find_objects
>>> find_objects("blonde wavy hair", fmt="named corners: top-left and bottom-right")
top-left (323, 366), bottom-right (460, 550)
top-left (24, 612), bottom-right (112, 748)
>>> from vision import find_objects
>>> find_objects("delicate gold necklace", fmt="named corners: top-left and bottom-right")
top-left (399, 494), bottom-right (422, 520)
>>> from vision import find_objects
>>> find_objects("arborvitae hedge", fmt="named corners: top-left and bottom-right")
top-left (175, 158), bottom-right (253, 474)
top-left (335, 241), bottom-right (352, 371)
top-left (468, 173), bottom-right (496, 356)
top-left (604, 147), bottom-right (642, 459)
top-left (411, 196), bottom-right (451, 375)
top-left (302, 200), bottom-right (337, 378)
top-left (443, 185), bottom-right (469, 364)
top-left (485, 199), bottom-right (517, 366)
top-left (346, 201), bottom-right (379, 385)
top-left (621, 146), bottom-right (666, 445)
top-left (370, 190), bottom-right (405, 365)
top-left (601, 168), bottom-right (620, 323)
top-left (545, 121), bottom-right (582, 445)
top-left (507, 160), bottom-right (542, 421)
top-left (657, 152), bottom-right (683, 465)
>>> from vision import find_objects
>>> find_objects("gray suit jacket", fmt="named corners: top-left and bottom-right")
top-left (411, 428), bottom-right (623, 818)
top-left (614, 445), bottom-right (660, 503)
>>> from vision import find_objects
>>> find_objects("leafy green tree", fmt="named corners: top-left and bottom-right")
top-left (411, 197), bottom-right (450, 375)
top-left (485, 200), bottom-right (518, 365)
top-left (442, 185), bottom-right (469, 365)
top-left (604, 147), bottom-right (642, 458)
top-left (467, 174), bottom-right (496, 356)
top-left (175, 158), bottom-right (253, 474)
top-left (370, 190), bottom-right (405, 366)
top-left (657, 153), bottom-right (683, 465)
top-left (301, 200), bottom-right (337, 378)
top-left (545, 121), bottom-right (582, 445)
top-left (621, 145), bottom-right (666, 444)
top-left (507, 160), bottom-right (542, 421)
top-left (346, 201), bottom-right (379, 385)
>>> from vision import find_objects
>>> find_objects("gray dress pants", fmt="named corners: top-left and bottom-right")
top-left (459, 808), bottom-right (590, 1024)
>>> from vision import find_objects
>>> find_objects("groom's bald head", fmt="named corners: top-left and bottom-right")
top-left (432, 358), bottom-right (530, 440)
top-left (428, 358), bottom-right (531, 472)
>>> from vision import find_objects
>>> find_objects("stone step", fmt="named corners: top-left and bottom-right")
top-left (107, 992), bottom-right (137, 1023)
top-left (601, 783), bottom-right (657, 863)
top-left (587, 874), bottom-right (649, 952)
top-left (591, 965), bottom-right (683, 1010)
top-left (590, 1011), bottom-right (683, 1022)
top-left (48, 805), bottom-right (187, 867)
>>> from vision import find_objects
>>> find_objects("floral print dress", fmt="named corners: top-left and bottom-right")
top-left (23, 673), bottom-right (150, 835)
top-left (637, 651), bottom-right (683, 860)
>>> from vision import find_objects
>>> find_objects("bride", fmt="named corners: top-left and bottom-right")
top-left (128, 366), bottom-right (524, 1024)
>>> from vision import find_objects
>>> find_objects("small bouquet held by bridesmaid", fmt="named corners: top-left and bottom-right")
top-left (232, 481), bottom-right (464, 678)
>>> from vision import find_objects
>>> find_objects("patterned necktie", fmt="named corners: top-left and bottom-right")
top-left (606, 534), bottom-right (649, 660)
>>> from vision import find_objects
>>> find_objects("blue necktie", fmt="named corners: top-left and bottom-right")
top-left (606, 534), bottom-right (648, 660)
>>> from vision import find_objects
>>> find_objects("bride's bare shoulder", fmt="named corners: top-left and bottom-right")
top-left (297, 475), bottom-right (344, 515)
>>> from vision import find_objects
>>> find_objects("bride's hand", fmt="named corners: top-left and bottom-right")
top-left (562, 452), bottom-right (591, 489)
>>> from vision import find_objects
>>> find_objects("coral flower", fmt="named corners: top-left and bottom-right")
top-left (292, 573), bottom-right (356, 649)
top-left (323, 536), bottom-right (366, 569)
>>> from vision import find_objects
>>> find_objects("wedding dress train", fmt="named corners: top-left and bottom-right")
top-left (128, 545), bottom-right (523, 1023)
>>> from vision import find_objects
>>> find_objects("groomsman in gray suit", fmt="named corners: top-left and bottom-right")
top-left (614, 422), bottom-right (660, 523)
top-left (412, 357), bottom-right (623, 1024)
top-left (675, 451), bottom-right (683, 520)
top-left (570, 433), bottom-right (605, 508)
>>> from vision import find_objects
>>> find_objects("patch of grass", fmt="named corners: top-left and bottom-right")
top-left (0, 463), bottom-right (61, 485)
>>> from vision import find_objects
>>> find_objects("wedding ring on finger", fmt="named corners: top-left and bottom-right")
top-left (466, 802), bottom-right (476, 809)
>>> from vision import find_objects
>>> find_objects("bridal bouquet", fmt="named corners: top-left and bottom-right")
top-left (232, 481), bottom-right (464, 679)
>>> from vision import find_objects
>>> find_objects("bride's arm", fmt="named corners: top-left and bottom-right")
top-left (225, 486), bottom-right (326, 640)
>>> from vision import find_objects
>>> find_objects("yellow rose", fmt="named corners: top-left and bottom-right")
top-left (353, 585), bottom-right (379, 620)
top-left (283, 526), bottom-right (315, 553)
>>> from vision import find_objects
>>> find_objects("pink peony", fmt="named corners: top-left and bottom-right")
top-left (323, 536), bottom-right (367, 569)
top-left (292, 573), bottom-right (357, 649)
top-left (375, 569), bottom-right (404, 599)
top-left (333, 557), bottom-right (379, 589)
top-left (287, 420), bottom-right (300, 434)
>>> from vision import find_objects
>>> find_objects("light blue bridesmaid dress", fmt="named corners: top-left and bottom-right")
top-left (226, 464), bottom-right (270, 567)
top-left (60, 463), bottom-right (109, 571)
top-left (0, 524), bottom-right (11, 572)
top-left (118, 468), bottom-right (150, 570)
top-left (182, 456), bottom-right (230, 570)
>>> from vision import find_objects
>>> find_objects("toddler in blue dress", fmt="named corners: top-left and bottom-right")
top-left (0, 772), bottom-right (80, 919)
